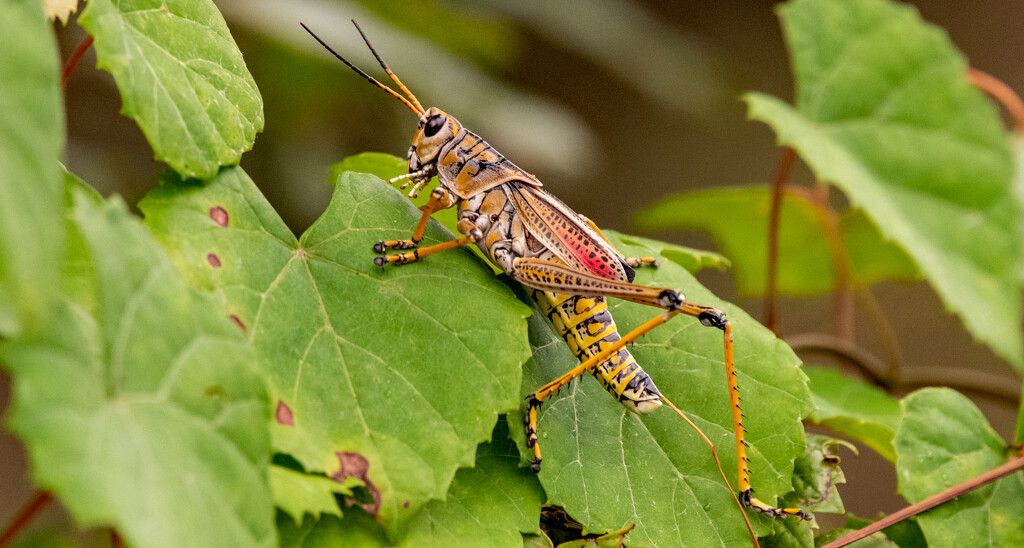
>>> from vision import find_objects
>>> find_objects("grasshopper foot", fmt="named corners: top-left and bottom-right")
top-left (739, 489), bottom-right (813, 520)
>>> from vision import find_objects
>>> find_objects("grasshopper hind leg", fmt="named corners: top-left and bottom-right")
top-left (513, 257), bottom-right (812, 520)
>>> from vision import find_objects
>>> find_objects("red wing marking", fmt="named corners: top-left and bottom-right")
top-left (508, 183), bottom-right (629, 281)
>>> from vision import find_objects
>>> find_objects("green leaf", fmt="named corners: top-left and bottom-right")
top-left (329, 152), bottom-right (463, 243)
top-left (0, 0), bottom-right (64, 336)
top-left (139, 167), bottom-right (531, 538)
top-left (613, 232), bottom-right (729, 273)
top-left (878, 518), bottom-right (927, 548)
top-left (270, 465), bottom-right (358, 526)
top-left (784, 434), bottom-right (850, 516)
top-left (277, 418), bottom-right (545, 547)
top-left (508, 234), bottom-right (813, 546)
top-left (523, 533), bottom-right (555, 548)
top-left (811, 528), bottom-right (890, 548)
top-left (0, 185), bottom-right (274, 548)
top-left (894, 388), bottom-right (1024, 546)
top-left (746, 0), bottom-right (1022, 369)
top-left (633, 187), bottom-right (917, 296)
top-left (78, 0), bottom-right (263, 179)
top-left (753, 434), bottom-right (851, 548)
top-left (804, 366), bottom-right (900, 462)
top-left (556, 525), bottom-right (635, 548)
top-left (329, 152), bottom-right (407, 184)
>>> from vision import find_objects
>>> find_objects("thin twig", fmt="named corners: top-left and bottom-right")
top-left (968, 68), bottom-right (1024, 134)
top-left (854, 287), bottom-right (904, 386)
top-left (0, 491), bottom-right (52, 547)
top-left (61, 35), bottom-right (94, 87)
top-left (785, 333), bottom-right (890, 389)
top-left (661, 395), bottom-right (761, 548)
top-left (785, 333), bottom-right (1020, 405)
top-left (821, 454), bottom-right (1024, 548)
top-left (806, 183), bottom-right (854, 341)
top-left (764, 148), bottom-right (797, 334)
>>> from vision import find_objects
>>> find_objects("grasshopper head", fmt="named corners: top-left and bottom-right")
top-left (408, 107), bottom-right (461, 173)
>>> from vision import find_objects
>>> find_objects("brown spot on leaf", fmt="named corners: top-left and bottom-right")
top-left (207, 253), bottom-right (221, 267)
top-left (228, 314), bottom-right (246, 333)
top-left (209, 206), bottom-right (229, 227)
top-left (275, 400), bottom-right (294, 426)
top-left (403, 501), bottom-right (410, 509)
top-left (333, 452), bottom-right (381, 516)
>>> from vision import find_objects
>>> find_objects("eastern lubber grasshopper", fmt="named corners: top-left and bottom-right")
top-left (302, 21), bottom-right (811, 521)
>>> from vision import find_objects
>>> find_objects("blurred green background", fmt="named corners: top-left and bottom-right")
top-left (3, 0), bottom-right (1022, 540)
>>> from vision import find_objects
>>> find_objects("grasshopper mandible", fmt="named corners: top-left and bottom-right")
top-left (302, 21), bottom-right (810, 521)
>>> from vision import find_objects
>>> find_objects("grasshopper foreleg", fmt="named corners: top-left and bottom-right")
top-left (374, 187), bottom-right (479, 266)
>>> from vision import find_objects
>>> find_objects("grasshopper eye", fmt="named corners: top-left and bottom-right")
top-left (424, 115), bottom-right (445, 137)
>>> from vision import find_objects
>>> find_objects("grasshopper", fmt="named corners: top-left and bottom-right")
top-left (302, 21), bottom-right (810, 521)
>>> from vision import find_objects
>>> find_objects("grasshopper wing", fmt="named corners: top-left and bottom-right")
top-left (507, 182), bottom-right (633, 282)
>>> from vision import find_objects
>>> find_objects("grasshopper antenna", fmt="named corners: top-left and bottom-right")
top-left (300, 22), bottom-right (424, 116)
top-left (349, 20), bottom-right (426, 114)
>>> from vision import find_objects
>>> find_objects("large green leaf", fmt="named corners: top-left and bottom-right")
top-left (276, 417), bottom-right (545, 548)
top-left (633, 187), bottom-right (917, 296)
top-left (0, 0), bottom-right (64, 336)
top-left (761, 434), bottom-right (850, 548)
top-left (78, 0), bottom-right (263, 179)
top-left (328, 152), bottom-right (462, 240)
top-left (746, 0), bottom-right (1022, 369)
top-left (804, 366), bottom-right (900, 462)
top-left (508, 233), bottom-right (813, 546)
top-left (894, 388), bottom-right (1024, 546)
top-left (139, 167), bottom-right (531, 537)
top-left (0, 184), bottom-right (274, 548)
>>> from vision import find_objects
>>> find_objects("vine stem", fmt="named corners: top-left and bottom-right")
top-left (821, 453), bottom-right (1024, 548)
top-left (763, 147), bottom-right (796, 333)
top-left (661, 395), bottom-right (761, 548)
top-left (808, 183), bottom-right (854, 341)
top-left (785, 333), bottom-right (1019, 404)
top-left (61, 34), bottom-right (94, 87)
top-left (0, 491), bottom-right (52, 547)
top-left (968, 68), bottom-right (1024, 134)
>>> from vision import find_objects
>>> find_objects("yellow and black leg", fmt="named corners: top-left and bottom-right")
top-left (374, 188), bottom-right (482, 267)
top-left (512, 257), bottom-right (811, 520)
top-left (374, 187), bottom-right (454, 254)
top-left (523, 309), bottom-right (678, 471)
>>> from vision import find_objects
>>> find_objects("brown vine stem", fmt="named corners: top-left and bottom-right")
top-left (785, 333), bottom-right (890, 389)
top-left (763, 147), bottom-right (797, 334)
top-left (661, 395), bottom-right (760, 548)
top-left (785, 333), bottom-right (1020, 405)
top-left (0, 491), bottom-right (52, 547)
top-left (809, 183), bottom-right (855, 342)
top-left (821, 453), bottom-right (1024, 548)
top-left (854, 287), bottom-right (904, 387)
top-left (61, 34), bottom-right (94, 88)
top-left (968, 68), bottom-right (1024, 134)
